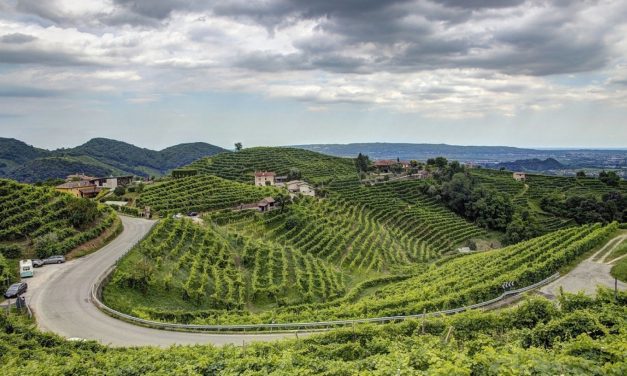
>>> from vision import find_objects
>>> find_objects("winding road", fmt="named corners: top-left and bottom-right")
top-left (25, 216), bottom-right (626, 347)
top-left (27, 216), bottom-right (302, 347)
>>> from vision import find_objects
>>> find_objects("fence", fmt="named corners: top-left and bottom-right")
top-left (91, 265), bottom-right (560, 332)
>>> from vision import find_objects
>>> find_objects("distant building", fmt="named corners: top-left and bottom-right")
top-left (286, 180), bottom-right (315, 197)
top-left (66, 173), bottom-right (96, 182)
top-left (275, 175), bottom-right (288, 186)
top-left (373, 159), bottom-right (410, 173)
top-left (413, 170), bottom-right (430, 179)
top-left (257, 197), bottom-right (276, 212)
top-left (254, 171), bottom-right (276, 186)
top-left (56, 181), bottom-right (101, 198)
top-left (513, 172), bottom-right (526, 181)
top-left (90, 175), bottom-right (133, 189)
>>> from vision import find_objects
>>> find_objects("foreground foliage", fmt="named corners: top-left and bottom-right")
top-left (1, 291), bottom-right (626, 375)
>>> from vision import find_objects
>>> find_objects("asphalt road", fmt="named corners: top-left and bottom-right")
top-left (539, 234), bottom-right (627, 298)
top-left (28, 216), bottom-right (303, 347)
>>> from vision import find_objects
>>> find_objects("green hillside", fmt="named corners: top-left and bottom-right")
top-left (0, 138), bottom-right (49, 177)
top-left (0, 179), bottom-right (117, 260)
top-left (0, 137), bottom-right (228, 182)
top-left (104, 209), bottom-right (616, 324)
top-left (7, 156), bottom-right (127, 183)
top-left (3, 291), bottom-right (626, 374)
top-left (470, 169), bottom-right (626, 237)
top-left (136, 174), bottom-right (279, 214)
top-left (187, 147), bottom-right (357, 184)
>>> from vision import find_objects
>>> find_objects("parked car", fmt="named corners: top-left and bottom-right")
top-left (43, 255), bottom-right (66, 265)
top-left (32, 259), bottom-right (44, 268)
top-left (187, 211), bottom-right (198, 217)
top-left (4, 282), bottom-right (27, 299)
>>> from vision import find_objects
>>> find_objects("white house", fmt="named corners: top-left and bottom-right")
top-left (254, 171), bottom-right (276, 186)
top-left (512, 172), bottom-right (526, 181)
top-left (286, 180), bottom-right (315, 197)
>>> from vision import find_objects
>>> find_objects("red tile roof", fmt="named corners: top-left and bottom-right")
top-left (254, 171), bottom-right (276, 177)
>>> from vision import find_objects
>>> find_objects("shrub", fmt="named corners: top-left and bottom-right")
top-left (0, 244), bottom-right (21, 259)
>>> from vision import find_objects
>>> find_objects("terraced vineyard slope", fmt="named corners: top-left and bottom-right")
top-left (104, 217), bottom-right (346, 314)
top-left (187, 147), bottom-right (356, 184)
top-left (136, 174), bottom-right (279, 214)
top-left (103, 213), bottom-right (616, 324)
top-left (0, 179), bottom-right (117, 258)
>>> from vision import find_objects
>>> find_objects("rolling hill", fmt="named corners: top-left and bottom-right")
top-left (0, 137), bottom-right (228, 182)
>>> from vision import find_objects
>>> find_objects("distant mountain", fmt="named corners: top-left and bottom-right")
top-left (0, 138), bottom-right (50, 176)
top-left (494, 158), bottom-right (565, 172)
top-left (0, 137), bottom-right (228, 182)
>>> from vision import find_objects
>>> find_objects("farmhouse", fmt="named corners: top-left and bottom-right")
top-left (257, 197), bottom-right (276, 212)
top-left (513, 172), bottom-right (526, 181)
top-left (90, 175), bottom-right (133, 189)
top-left (286, 180), bottom-right (315, 197)
top-left (413, 170), bottom-right (430, 179)
top-left (65, 173), bottom-right (96, 182)
top-left (55, 181), bottom-right (100, 198)
top-left (373, 159), bottom-right (411, 173)
top-left (254, 171), bottom-right (276, 186)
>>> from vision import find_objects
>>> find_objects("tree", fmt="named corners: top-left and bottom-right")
top-left (66, 198), bottom-right (99, 228)
top-left (355, 153), bottom-right (370, 175)
top-left (599, 170), bottom-right (620, 187)
top-left (34, 233), bottom-right (60, 258)
top-left (234, 142), bottom-right (243, 151)
top-left (576, 170), bottom-right (586, 178)
top-left (287, 168), bottom-right (301, 181)
top-left (114, 186), bottom-right (126, 196)
top-left (466, 186), bottom-right (514, 231)
top-left (441, 173), bottom-right (473, 214)
top-left (274, 193), bottom-right (292, 213)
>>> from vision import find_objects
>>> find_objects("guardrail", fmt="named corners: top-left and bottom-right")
top-left (91, 263), bottom-right (560, 332)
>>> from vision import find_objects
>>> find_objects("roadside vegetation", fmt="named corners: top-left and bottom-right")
top-left (2, 291), bottom-right (626, 375)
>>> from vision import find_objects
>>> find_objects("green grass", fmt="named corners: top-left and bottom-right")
top-left (606, 239), bottom-right (627, 261)
top-left (611, 257), bottom-right (627, 282)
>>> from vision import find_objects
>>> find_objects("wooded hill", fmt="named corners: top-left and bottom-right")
top-left (0, 137), bottom-right (227, 182)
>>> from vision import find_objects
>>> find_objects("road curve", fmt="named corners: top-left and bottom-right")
top-left (539, 234), bottom-right (627, 298)
top-left (29, 216), bottom-right (302, 347)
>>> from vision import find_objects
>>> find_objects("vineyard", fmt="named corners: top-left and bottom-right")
top-left (187, 147), bottom-right (357, 184)
top-left (0, 179), bottom-right (117, 258)
top-left (136, 174), bottom-right (279, 214)
top-left (470, 169), bottom-right (627, 232)
top-left (104, 218), bottom-right (347, 314)
top-left (103, 212), bottom-right (617, 324)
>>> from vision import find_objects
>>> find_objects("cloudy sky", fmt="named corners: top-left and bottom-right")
top-left (1, 0), bottom-right (626, 150)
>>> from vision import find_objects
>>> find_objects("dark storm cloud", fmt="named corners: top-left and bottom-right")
top-left (5, 1), bottom-right (625, 77)
top-left (434, 0), bottom-right (526, 9)
top-left (0, 33), bottom-right (37, 44)
top-left (0, 49), bottom-right (95, 66)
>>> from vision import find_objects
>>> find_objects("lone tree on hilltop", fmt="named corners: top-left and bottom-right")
top-left (234, 142), bottom-right (243, 151)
